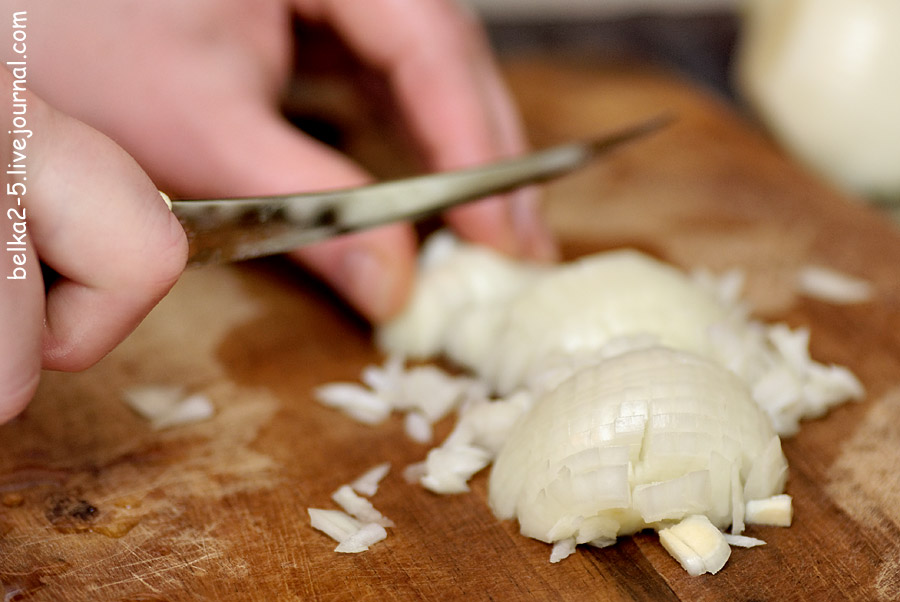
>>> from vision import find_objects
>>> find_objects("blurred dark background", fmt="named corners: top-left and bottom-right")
top-left (483, 12), bottom-right (741, 100)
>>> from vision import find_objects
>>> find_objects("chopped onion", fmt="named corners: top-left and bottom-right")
top-left (549, 537), bottom-right (577, 563)
top-left (317, 235), bottom-right (867, 575)
top-left (316, 355), bottom-right (484, 444)
top-left (308, 508), bottom-right (362, 544)
top-left (377, 232), bottom-right (542, 359)
top-left (419, 444), bottom-right (492, 495)
top-left (476, 250), bottom-right (732, 394)
top-left (310, 471), bottom-right (394, 553)
top-left (745, 494), bottom-right (793, 527)
top-left (378, 237), bottom-right (864, 437)
top-left (404, 412), bottom-right (433, 444)
top-left (723, 533), bottom-right (766, 548)
top-left (351, 462), bottom-right (391, 497)
top-left (658, 515), bottom-right (731, 576)
top-left (313, 382), bottom-right (391, 425)
top-left (332, 485), bottom-right (394, 528)
top-left (796, 265), bottom-right (874, 304)
top-left (488, 346), bottom-right (785, 570)
top-left (122, 386), bottom-right (214, 430)
top-left (335, 523), bottom-right (388, 554)
top-left (402, 462), bottom-right (427, 484)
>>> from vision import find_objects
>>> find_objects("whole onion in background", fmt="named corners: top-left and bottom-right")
top-left (735, 0), bottom-right (900, 204)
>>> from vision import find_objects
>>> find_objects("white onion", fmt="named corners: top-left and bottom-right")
top-left (488, 347), bottom-right (786, 549)
top-left (122, 386), bottom-right (215, 430)
top-left (334, 523), bottom-right (388, 554)
top-left (377, 237), bottom-right (864, 437)
top-left (332, 485), bottom-right (395, 528)
top-left (315, 355), bottom-right (485, 443)
top-left (796, 265), bottom-right (874, 304)
top-left (313, 382), bottom-right (391, 425)
top-left (549, 537), bottom-right (577, 563)
top-left (322, 236), bottom-right (867, 574)
top-left (310, 468), bottom-right (394, 554)
top-left (419, 444), bottom-right (492, 494)
top-left (745, 494), bottom-right (793, 527)
top-left (308, 508), bottom-right (362, 544)
top-left (377, 232), bottom-right (542, 359)
top-left (723, 533), bottom-right (766, 548)
top-left (404, 412), bottom-right (433, 444)
top-left (658, 515), bottom-right (731, 576)
top-left (477, 250), bottom-right (731, 394)
top-left (735, 0), bottom-right (900, 201)
top-left (350, 462), bottom-right (391, 497)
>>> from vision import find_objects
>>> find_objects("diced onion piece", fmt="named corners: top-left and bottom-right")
top-left (308, 508), bottom-right (362, 544)
top-left (723, 533), bottom-right (766, 548)
top-left (314, 383), bottom-right (391, 425)
top-left (745, 494), bottom-right (793, 527)
top-left (151, 393), bottom-right (214, 430)
top-left (123, 385), bottom-right (185, 420)
top-left (659, 515), bottom-right (731, 576)
top-left (796, 265), bottom-right (874, 304)
top-left (420, 445), bottom-right (492, 494)
top-left (743, 436), bottom-right (789, 501)
top-left (122, 386), bottom-right (215, 430)
top-left (445, 392), bottom-right (533, 456)
top-left (549, 537), bottom-right (577, 563)
top-left (332, 485), bottom-right (394, 528)
top-left (350, 462), bottom-right (391, 497)
top-left (402, 462), bottom-right (427, 484)
top-left (334, 523), bottom-right (388, 554)
top-left (404, 412), bottom-right (433, 444)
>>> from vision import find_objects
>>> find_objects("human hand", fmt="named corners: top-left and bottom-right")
top-left (19, 0), bottom-right (557, 321)
top-left (0, 66), bottom-right (188, 422)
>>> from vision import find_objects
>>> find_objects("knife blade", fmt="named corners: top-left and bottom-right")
top-left (171, 114), bottom-right (672, 266)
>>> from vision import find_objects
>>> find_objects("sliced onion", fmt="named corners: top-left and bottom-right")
top-left (332, 485), bottom-right (394, 528)
top-left (308, 508), bottom-right (362, 544)
top-left (488, 347), bottom-right (785, 547)
top-left (350, 462), bottom-right (391, 497)
top-left (334, 523), bottom-right (388, 554)
top-left (658, 515), bottom-right (731, 576)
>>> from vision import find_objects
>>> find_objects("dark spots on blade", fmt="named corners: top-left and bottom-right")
top-left (311, 205), bottom-right (339, 229)
top-left (237, 205), bottom-right (286, 226)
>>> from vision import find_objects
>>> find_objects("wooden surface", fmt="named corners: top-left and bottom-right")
top-left (4, 57), bottom-right (900, 601)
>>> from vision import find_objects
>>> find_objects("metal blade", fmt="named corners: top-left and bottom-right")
top-left (172, 114), bottom-right (673, 266)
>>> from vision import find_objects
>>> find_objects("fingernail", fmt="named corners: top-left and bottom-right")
top-left (511, 187), bottom-right (559, 262)
top-left (343, 249), bottom-right (396, 322)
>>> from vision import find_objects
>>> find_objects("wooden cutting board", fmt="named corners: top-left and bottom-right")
top-left (4, 57), bottom-right (900, 601)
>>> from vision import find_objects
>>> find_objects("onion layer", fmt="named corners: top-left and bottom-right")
top-left (488, 347), bottom-right (787, 546)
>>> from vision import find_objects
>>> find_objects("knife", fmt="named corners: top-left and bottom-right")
top-left (170, 114), bottom-right (672, 266)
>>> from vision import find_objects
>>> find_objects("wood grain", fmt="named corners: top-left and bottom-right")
top-left (3, 57), bottom-right (900, 601)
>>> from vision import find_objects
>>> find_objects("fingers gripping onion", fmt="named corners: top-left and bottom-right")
top-left (488, 347), bottom-right (787, 553)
